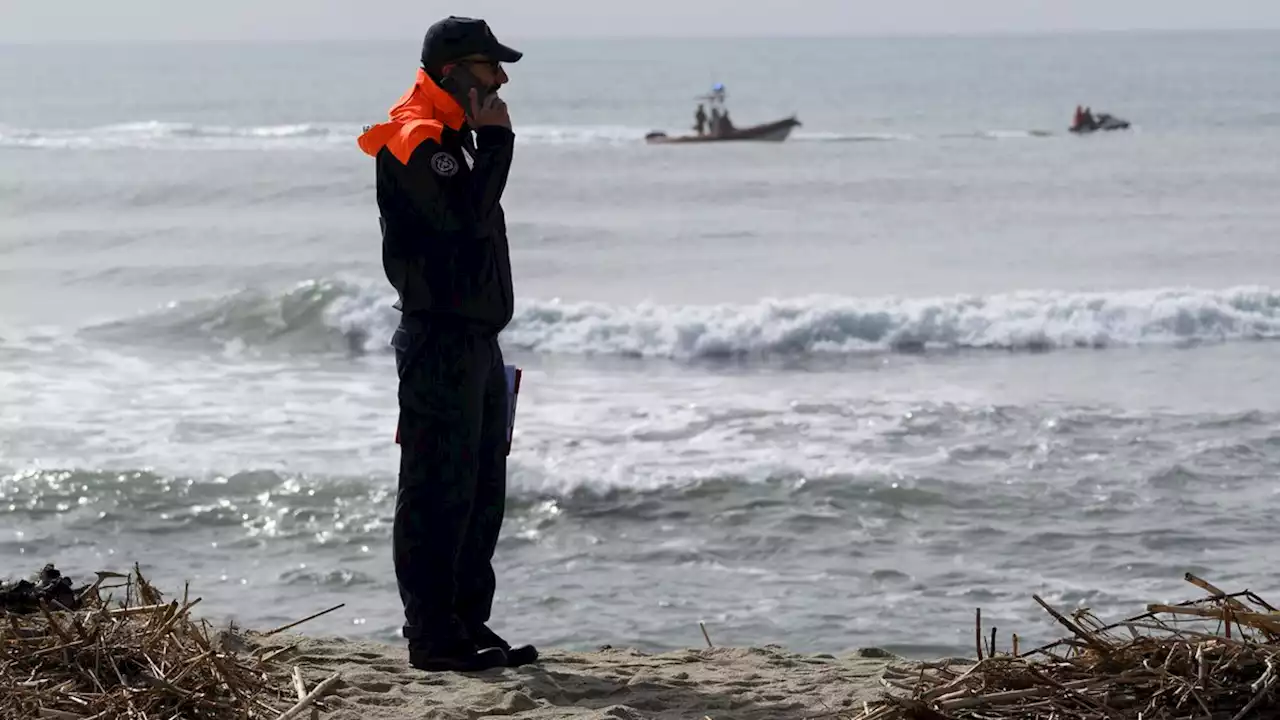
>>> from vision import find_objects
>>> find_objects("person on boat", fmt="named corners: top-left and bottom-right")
top-left (708, 106), bottom-right (722, 136)
top-left (1083, 106), bottom-right (1097, 129)
top-left (356, 15), bottom-right (538, 674)
top-left (1072, 105), bottom-right (1085, 130)
top-left (694, 103), bottom-right (707, 136)
top-left (718, 110), bottom-right (735, 135)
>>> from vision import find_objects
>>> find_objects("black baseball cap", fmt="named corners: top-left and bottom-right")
top-left (421, 16), bottom-right (523, 70)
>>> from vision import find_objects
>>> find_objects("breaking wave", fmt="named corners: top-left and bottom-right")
top-left (80, 279), bottom-right (1280, 359)
top-left (0, 121), bottom-right (353, 150)
top-left (0, 121), bottom-right (649, 150)
top-left (0, 121), bottom-right (1055, 151)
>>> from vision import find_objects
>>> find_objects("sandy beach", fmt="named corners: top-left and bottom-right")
top-left (256, 633), bottom-right (901, 720)
top-left (7, 563), bottom-right (1275, 720)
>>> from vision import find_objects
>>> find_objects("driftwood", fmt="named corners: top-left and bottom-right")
top-left (857, 573), bottom-right (1280, 720)
top-left (1, 563), bottom-right (342, 719)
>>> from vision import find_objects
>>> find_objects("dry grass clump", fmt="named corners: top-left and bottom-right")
top-left (858, 573), bottom-right (1280, 720)
top-left (1, 564), bottom-right (340, 719)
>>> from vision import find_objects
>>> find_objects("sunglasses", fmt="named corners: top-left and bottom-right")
top-left (460, 59), bottom-right (502, 72)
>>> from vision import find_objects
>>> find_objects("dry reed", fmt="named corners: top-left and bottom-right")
top-left (1, 563), bottom-right (340, 719)
top-left (856, 573), bottom-right (1280, 720)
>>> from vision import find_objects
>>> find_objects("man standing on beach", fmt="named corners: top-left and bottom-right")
top-left (356, 16), bottom-right (537, 673)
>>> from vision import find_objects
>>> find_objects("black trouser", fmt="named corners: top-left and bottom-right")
top-left (391, 317), bottom-right (507, 645)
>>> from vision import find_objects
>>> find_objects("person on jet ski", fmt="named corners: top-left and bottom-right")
top-left (1073, 105), bottom-right (1085, 130)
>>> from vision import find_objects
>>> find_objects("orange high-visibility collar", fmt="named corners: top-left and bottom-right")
top-left (357, 69), bottom-right (467, 164)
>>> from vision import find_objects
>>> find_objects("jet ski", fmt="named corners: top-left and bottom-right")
top-left (1070, 112), bottom-right (1131, 134)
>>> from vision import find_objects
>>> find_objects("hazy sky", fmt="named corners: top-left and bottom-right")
top-left (3, 0), bottom-right (1279, 42)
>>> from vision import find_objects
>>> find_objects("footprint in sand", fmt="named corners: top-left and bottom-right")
top-left (352, 680), bottom-right (395, 694)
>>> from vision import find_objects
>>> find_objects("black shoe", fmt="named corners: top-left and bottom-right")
top-left (469, 624), bottom-right (539, 667)
top-left (409, 641), bottom-right (508, 673)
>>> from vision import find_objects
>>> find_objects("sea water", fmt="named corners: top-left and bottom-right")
top-left (2, 32), bottom-right (1279, 656)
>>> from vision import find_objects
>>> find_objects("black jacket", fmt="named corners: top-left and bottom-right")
top-left (359, 71), bottom-right (516, 334)
top-left (375, 124), bottom-right (515, 333)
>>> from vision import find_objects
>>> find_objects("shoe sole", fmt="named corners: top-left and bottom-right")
top-left (411, 646), bottom-right (508, 672)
